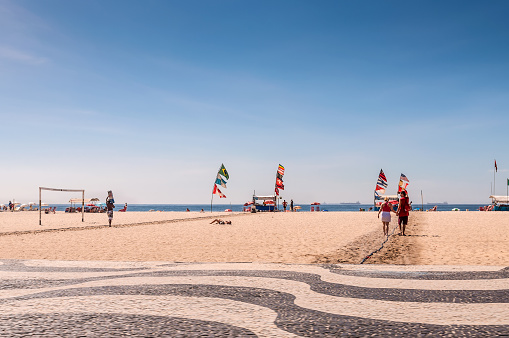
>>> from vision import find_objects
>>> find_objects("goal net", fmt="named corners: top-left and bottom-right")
top-left (39, 187), bottom-right (85, 225)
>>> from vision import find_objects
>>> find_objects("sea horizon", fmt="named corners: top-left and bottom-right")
top-left (37, 203), bottom-right (491, 212)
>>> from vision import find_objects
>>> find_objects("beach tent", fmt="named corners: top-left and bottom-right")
top-left (489, 195), bottom-right (509, 204)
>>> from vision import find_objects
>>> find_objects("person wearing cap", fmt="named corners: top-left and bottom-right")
top-left (377, 197), bottom-right (395, 236)
top-left (396, 190), bottom-right (410, 236)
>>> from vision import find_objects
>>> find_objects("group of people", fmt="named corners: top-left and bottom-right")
top-left (377, 191), bottom-right (411, 236)
top-left (281, 199), bottom-right (294, 211)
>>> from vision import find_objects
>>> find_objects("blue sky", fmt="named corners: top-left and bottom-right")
top-left (1, 0), bottom-right (508, 204)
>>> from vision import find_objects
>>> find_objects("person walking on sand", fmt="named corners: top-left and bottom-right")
top-left (290, 199), bottom-right (294, 212)
top-left (106, 190), bottom-right (115, 227)
top-left (282, 200), bottom-right (288, 211)
top-left (378, 197), bottom-right (395, 236)
top-left (396, 190), bottom-right (410, 236)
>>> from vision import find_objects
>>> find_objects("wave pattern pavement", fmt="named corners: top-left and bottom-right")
top-left (0, 260), bottom-right (508, 336)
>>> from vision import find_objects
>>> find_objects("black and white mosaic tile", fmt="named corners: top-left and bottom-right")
top-left (0, 260), bottom-right (508, 337)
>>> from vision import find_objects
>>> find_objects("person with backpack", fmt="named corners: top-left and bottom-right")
top-left (396, 190), bottom-right (410, 236)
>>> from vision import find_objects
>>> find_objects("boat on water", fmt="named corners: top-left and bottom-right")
top-left (427, 202), bottom-right (448, 205)
top-left (339, 201), bottom-right (360, 205)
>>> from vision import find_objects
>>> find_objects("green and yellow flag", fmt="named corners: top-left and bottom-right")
top-left (219, 164), bottom-right (229, 180)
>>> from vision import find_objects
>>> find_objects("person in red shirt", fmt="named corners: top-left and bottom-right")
top-left (377, 197), bottom-right (395, 236)
top-left (396, 190), bottom-right (410, 236)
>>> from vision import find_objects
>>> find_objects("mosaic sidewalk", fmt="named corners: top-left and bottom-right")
top-left (0, 260), bottom-right (508, 337)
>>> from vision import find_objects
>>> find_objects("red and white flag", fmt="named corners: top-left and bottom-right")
top-left (212, 184), bottom-right (226, 198)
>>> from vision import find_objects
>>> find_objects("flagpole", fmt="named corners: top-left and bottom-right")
top-left (421, 190), bottom-right (423, 212)
top-left (494, 159), bottom-right (496, 197)
top-left (211, 164), bottom-right (222, 213)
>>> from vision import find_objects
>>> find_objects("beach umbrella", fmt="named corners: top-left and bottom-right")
top-left (29, 202), bottom-right (36, 205)
top-left (294, 206), bottom-right (302, 210)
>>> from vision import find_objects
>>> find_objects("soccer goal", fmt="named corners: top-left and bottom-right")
top-left (39, 187), bottom-right (85, 225)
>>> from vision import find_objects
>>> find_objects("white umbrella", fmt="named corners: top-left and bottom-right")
top-left (29, 202), bottom-right (36, 205)
top-left (20, 204), bottom-right (28, 207)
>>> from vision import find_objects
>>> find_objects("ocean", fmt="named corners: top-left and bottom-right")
top-left (47, 203), bottom-right (489, 212)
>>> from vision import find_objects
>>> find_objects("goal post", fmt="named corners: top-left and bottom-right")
top-left (39, 187), bottom-right (85, 226)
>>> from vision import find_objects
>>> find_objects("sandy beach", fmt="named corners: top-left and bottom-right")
top-left (0, 211), bottom-right (507, 265)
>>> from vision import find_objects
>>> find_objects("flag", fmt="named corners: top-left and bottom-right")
top-left (275, 187), bottom-right (280, 196)
top-left (215, 174), bottom-right (227, 188)
top-left (276, 182), bottom-right (285, 190)
top-left (278, 164), bottom-right (285, 175)
top-left (375, 185), bottom-right (386, 194)
top-left (400, 173), bottom-right (409, 182)
top-left (507, 178), bottom-right (509, 186)
top-left (212, 184), bottom-right (226, 198)
top-left (219, 164), bottom-right (229, 180)
top-left (495, 160), bottom-right (498, 172)
top-left (276, 172), bottom-right (284, 180)
top-left (276, 178), bottom-right (284, 186)
top-left (376, 169), bottom-right (388, 188)
top-left (398, 181), bottom-right (408, 193)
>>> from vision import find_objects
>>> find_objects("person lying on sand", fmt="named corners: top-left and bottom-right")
top-left (210, 219), bottom-right (232, 225)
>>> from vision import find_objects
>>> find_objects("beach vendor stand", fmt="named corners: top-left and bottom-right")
top-left (489, 195), bottom-right (509, 211)
top-left (310, 202), bottom-right (320, 212)
top-left (252, 195), bottom-right (277, 212)
top-left (374, 195), bottom-right (399, 211)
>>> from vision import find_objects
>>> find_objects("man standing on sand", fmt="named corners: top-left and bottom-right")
top-left (106, 190), bottom-right (115, 227)
top-left (396, 190), bottom-right (410, 236)
top-left (282, 200), bottom-right (288, 211)
top-left (290, 199), bottom-right (294, 212)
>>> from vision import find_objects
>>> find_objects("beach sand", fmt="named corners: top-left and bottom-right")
top-left (0, 211), bottom-right (507, 265)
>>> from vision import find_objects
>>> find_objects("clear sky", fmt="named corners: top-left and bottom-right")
top-left (1, 0), bottom-right (508, 204)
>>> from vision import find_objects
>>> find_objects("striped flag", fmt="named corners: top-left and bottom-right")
top-left (495, 160), bottom-right (498, 172)
top-left (278, 164), bottom-right (285, 175)
top-left (400, 173), bottom-right (409, 182)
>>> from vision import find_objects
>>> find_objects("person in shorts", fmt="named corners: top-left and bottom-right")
top-left (106, 190), bottom-right (115, 227)
top-left (396, 190), bottom-right (410, 236)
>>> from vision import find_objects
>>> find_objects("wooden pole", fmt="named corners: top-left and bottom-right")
top-left (421, 190), bottom-right (423, 212)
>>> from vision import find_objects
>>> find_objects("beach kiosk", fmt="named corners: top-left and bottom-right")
top-left (489, 195), bottom-right (509, 211)
top-left (374, 195), bottom-right (399, 211)
top-left (252, 195), bottom-right (277, 212)
top-left (310, 202), bottom-right (320, 212)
